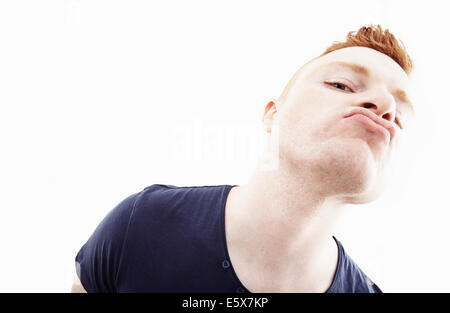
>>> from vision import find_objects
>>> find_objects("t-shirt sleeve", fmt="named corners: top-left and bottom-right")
top-left (74, 192), bottom-right (140, 293)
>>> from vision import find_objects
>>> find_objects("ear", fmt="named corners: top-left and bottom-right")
top-left (262, 100), bottom-right (279, 133)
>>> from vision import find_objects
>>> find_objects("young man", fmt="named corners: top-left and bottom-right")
top-left (72, 24), bottom-right (414, 293)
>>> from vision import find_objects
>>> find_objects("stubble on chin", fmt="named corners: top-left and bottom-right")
top-left (307, 139), bottom-right (378, 197)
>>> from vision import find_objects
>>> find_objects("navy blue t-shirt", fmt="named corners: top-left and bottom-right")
top-left (75, 184), bottom-right (382, 293)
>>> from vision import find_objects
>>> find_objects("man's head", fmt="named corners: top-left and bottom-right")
top-left (262, 24), bottom-right (415, 204)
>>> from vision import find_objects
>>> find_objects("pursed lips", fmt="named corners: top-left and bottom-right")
top-left (343, 108), bottom-right (396, 143)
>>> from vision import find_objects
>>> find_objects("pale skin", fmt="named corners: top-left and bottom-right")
top-left (224, 46), bottom-right (414, 293)
top-left (71, 46), bottom-right (414, 293)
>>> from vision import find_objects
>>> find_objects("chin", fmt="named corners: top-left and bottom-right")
top-left (313, 138), bottom-right (380, 198)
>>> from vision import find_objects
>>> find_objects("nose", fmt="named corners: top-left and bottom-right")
top-left (356, 87), bottom-right (397, 123)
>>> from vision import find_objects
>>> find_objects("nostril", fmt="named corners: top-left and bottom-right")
top-left (363, 103), bottom-right (376, 109)
top-left (382, 112), bottom-right (393, 122)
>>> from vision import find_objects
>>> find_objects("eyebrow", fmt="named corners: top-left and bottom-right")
top-left (319, 61), bottom-right (415, 114)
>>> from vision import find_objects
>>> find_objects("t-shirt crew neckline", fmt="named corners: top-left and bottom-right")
top-left (220, 184), bottom-right (341, 293)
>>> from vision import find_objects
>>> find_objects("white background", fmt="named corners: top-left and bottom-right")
top-left (0, 0), bottom-right (448, 292)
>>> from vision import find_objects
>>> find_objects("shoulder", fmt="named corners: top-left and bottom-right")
top-left (74, 184), bottom-right (183, 292)
top-left (132, 183), bottom-right (233, 221)
top-left (113, 184), bottom-right (234, 292)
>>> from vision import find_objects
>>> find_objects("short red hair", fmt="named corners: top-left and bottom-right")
top-left (321, 24), bottom-right (413, 76)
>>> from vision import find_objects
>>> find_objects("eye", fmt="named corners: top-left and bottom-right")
top-left (327, 82), bottom-right (353, 92)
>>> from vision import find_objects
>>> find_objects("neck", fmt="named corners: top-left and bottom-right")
top-left (226, 158), bottom-right (347, 290)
